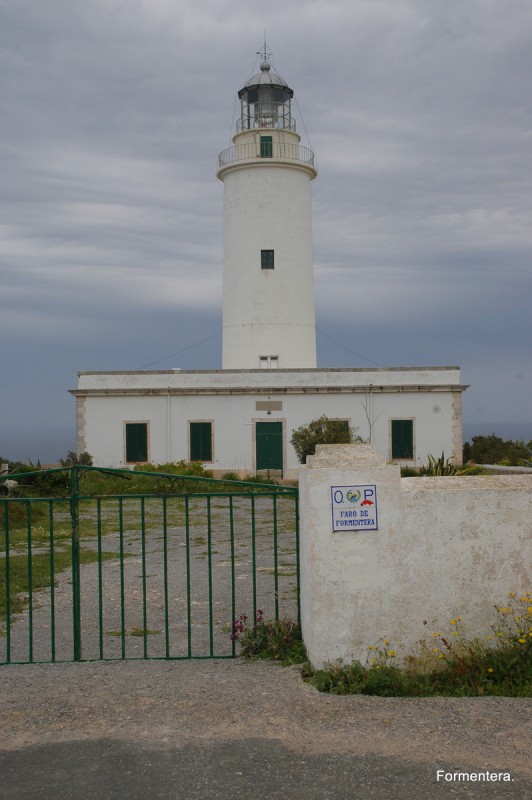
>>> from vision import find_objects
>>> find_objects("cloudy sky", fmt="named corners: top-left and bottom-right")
top-left (1, 0), bottom-right (531, 462)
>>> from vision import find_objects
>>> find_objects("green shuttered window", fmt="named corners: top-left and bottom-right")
top-left (391, 419), bottom-right (414, 459)
top-left (190, 422), bottom-right (213, 462)
top-left (125, 422), bottom-right (148, 463)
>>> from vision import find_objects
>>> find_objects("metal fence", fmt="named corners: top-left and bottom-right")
top-left (218, 141), bottom-right (315, 169)
top-left (0, 467), bottom-right (299, 664)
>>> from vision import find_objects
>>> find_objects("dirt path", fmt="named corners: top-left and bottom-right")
top-left (1, 660), bottom-right (530, 799)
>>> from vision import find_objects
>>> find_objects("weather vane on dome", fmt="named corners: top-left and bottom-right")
top-left (257, 34), bottom-right (272, 64)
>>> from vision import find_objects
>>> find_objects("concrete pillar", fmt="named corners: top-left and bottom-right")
top-left (299, 444), bottom-right (402, 669)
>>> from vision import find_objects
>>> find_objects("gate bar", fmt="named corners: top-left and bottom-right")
top-left (48, 501), bottom-right (56, 662)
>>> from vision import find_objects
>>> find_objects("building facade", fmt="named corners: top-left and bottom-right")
top-left (71, 52), bottom-right (467, 475)
top-left (73, 366), bottom-right (465, 477)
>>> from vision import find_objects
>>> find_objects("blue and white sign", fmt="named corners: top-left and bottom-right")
top-left (331, 485), bottom-right (378, 532)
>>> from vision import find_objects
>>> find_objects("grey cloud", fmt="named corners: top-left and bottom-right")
top-left (1, 0), bottom-right (531, 460)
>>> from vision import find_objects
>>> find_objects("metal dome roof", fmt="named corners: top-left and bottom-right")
top-left (238, 60), bottom-right (293, 98)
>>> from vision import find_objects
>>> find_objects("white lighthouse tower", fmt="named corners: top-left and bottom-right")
top-left (217, 49), bottom-right (318, 370)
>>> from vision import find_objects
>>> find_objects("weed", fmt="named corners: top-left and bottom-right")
top-left (419, 452), bottom-right (460, 476)
top-left (231, 611), bottom-right (307, 664)
top-left (304, 594), bottom-right (532, 697)
top-left (105, 628), bottom-right (161, 637)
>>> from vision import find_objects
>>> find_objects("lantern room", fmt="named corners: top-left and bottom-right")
top-left (237, 58), bottom-right (295, 132)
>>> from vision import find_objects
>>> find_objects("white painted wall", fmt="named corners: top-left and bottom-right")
top-left (77, 366), bottom-right (461, 391)
top-left (300, 444), bottom-right (531, 669)
top-left (219, 127), bottom-right (317, 370)
top-left (73, 367), bottom-right (464, 472)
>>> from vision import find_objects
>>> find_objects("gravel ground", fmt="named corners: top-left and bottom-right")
top-left (0, 660), bottom-right (531, 799)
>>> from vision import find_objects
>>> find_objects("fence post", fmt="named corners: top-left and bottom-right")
top-left (70, 466), bottom-right (82, 661)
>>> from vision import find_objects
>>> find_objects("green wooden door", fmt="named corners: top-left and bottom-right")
top-left (256, 422), bottom-right (283, 471)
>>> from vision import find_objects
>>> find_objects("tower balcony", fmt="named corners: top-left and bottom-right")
top-left (218, 141), bottom-right (316, 173)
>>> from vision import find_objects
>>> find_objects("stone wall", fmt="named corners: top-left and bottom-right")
top-left (299, 444), bottom-right (531, 669)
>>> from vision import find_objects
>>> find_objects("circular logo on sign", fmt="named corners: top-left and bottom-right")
top-left (346, 489), bottom-right (361, 504)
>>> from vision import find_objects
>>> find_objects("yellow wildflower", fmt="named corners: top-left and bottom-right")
top-left (432, 648), bottom-right (439, 654)
top-left (450, 619), bottom-right (457, 625)
top-left (369, 645), bottom-right (375, 651)
top-left (518, 638), bottom-right (526, 644)
top-left (438, 654), bottom-right (445, 660)
top-left (486, 635), bottom-right (492, 641)
top-left (488, 668), bottom-right (494, 673)
top-left (387, 650), bottom-right (396, 658)
top-left (383, 639), bottom-right (389, 645)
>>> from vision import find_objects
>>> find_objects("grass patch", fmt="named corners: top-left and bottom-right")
top-left (105, 627), bottom-right (161, 637)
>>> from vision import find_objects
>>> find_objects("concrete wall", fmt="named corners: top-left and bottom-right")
top-left (300, 444), bottom-right (531, 669)
top-left (73, 367), bottom-right (464, 472)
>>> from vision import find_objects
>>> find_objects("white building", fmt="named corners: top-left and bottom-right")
top-left (71, 52), bottom-right (467, 477)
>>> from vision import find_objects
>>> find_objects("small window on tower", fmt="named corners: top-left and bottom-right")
top-left (261, 250), bottom-right (274, 269)
top-left (260, 356), bottom-right (279, 369)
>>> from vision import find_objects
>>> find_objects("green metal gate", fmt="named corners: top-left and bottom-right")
top-left (0, 466), bottom-right (299, 664)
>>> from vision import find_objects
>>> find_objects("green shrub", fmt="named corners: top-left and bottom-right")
top-left (133, 460), bottom-right (213, 477)
top-left (221, 471), bottom-right (240, 481)
top-left (290, 415), bottom-right (363, 464)
top-left (241, 474), bottom-right (279, 485)
top-left (59, 451), bottom-right (93, 467)
top-left (457, 464), bottom-right (491, 476)
top-left (463, 435), bottom-right (532, 466)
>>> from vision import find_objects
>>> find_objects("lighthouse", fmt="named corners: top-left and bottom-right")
top-left (217, 51), bottom-right (318, 370)
top-left (73, 47), bottom-right (465, 475)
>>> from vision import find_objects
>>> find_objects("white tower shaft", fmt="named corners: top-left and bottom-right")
top-left (217, 59), bottom-right (317, 370)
